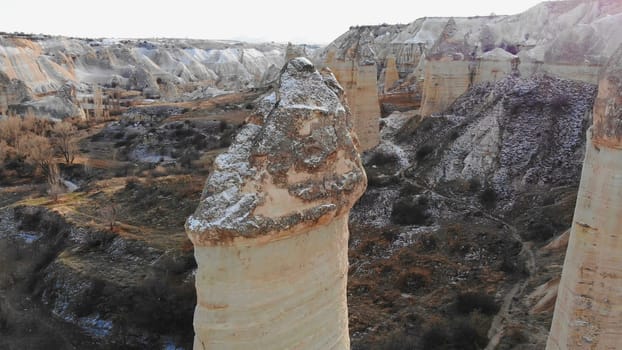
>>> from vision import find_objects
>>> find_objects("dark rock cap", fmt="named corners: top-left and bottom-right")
top-left (186, 57), bottom-right (367, 245)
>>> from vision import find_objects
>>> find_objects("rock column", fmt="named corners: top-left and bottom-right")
top-left (324, 50), bottom-right (381, 151)
top-left (547, 46), bottom-right (622, 349)
top-left (186, 57), bottom-right (367, 350)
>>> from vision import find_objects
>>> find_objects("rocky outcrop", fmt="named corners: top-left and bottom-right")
top-left (347, 60), bottom-right (600, 348)
top-left (382, 55), bottom-right (399, 93)
top-left (405, 74), bottom-right (597, 203)
top-left (420, 48), bottom-right (519, 116)
top-left (0, 71), bottom-right (31, 107)
top-left (185, 58), bottom-right (366, 349)
top-left (324, 47), bottom-right (381, 151)
top-left (547, 45), bottom-right (622, 349)
top-left (0, 205), bottom-right (196, 349)
top-left (0, 34), bottom-right (285, 118)
top-left (318, 0), bottom-right (622, 117)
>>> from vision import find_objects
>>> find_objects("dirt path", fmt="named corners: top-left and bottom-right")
top-left (484, 221), bottom-right (535, 349)
top-left (403, 177), bottom-right (536, 349)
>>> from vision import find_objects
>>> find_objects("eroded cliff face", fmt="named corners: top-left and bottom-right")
top-left (185, 57), bottom-right (366, 349)
top-left (547, 45), bottom-right (622, 349)
top-left (318, 0), bottom-right (622, 117)
top-left (0, 34), bottom-right (285, 119)
top-left (324, 46), bottom-right (381, 151)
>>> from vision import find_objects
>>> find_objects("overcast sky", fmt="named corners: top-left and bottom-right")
top-left (5, 0), bottom-right (546, 44)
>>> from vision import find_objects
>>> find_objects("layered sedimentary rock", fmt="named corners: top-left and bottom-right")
top-left (420, 49), bottom-right (519, 116)
top-left (318, 0), bottom-right (622, 117)
top-left (547, 45), bottom-right (622, 349)
top-left (0, 34), bottom-right (285, 118)
top-left (185, 57), bottom-right (367, 349)
top-left (324, 48), bottom-right (381, 151)
top-left (383, 54), bottom-right (399, 93)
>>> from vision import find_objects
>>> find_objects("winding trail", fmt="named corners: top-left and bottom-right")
top-left (400, 174), bottom-right (536, 349)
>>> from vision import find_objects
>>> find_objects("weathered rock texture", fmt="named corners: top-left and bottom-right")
top-left (404, 74), bottom-right (596, 202)
top-left (0, 34), bottom-right (285, 118)
top-left (324, 48), bottom-right (381, 151)
top-left (355, 71), bottom-right (596, 229)
top-left (383, 55), bottom-right (400, 93)
top-left (547, 45), bottom-right (622, 349)
top-left (185, 57), bottom-right (366, 349)
top-left (318, 0), bottom-right (622, 117)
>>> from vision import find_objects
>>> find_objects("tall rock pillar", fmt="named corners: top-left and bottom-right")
top-left (324, 50), bottom-right (381, 151)
top-left (547, 46), bottom-right (622, 348)
top-left (185, 57), bottom-right (367, 350)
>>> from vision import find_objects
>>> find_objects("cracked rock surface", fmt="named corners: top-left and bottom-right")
top-left (186, 57), bottom-right (366, 244)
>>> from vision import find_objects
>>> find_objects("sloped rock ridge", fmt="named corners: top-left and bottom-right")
top-left (399, 74), bottom-right (597, 205)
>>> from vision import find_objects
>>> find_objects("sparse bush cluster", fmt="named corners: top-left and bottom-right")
top-left (369, 150), bottom-right (400, 166)
top-left (97, 118), bottom-right (238, 169)
top-left (415, 144), bottom-right (435, 161)
top-left (455, 292), bottom-right (499, 315)
top-left (500, 254), bottom-right (528, 275)
top-left (0, 306), bottom-right (7, 331)
top-left (550, 95), bottom-right (570, 111)
top-left (0, 114), bottom-right (80, 192)
top-left (391, 193), bottom-right (430, 225)
top-left (525, 219), bottom-right (556, 242)
top-left (467, 178), bottom-right (481, 192)
top-left (364, 332), bottom-right (418, 350)
top-left (418, 305), bottom-right (492, 349)
top-left (395, 267), bottom-right (431, 293)
top-left (358, 306), bottom-right (493, 350)
top-left (364, 148), bottom-right (402, 187)
top-left (479, 186), bottom-right (497, 208)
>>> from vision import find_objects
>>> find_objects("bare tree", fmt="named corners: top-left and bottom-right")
top-left (0, 95), bottom-right (7, 116)
top-left (99, 203), bottom-right (118, 231)
top-left (52, 121), bottom-right (78, 164)
top-left (22, 109), bottom-right (49, 136)
top-left (0, 115), bottom-right (22, 152)
top-left (21, 134), bottom-right (54, 179)
top-left (0, 139), bottom-right (8, 162)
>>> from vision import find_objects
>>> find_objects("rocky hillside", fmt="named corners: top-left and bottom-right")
top-left (0, 196), bottom-right (198, 349)
top-left (347, 73), bottom-right (597, 348)
top-left (0, 1), bottom-right (615, 349)
top-left (0, 33), bottom-right (287, 119)
top-left (319, 0), bottom-right (622, 117)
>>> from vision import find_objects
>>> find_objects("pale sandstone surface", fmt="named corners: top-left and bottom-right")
top-left (547, 45), bottom-right (622, 349)
top-left (186, 57), bottom-right (366, 349)
top-left (324, 50), bottom-right (381, 151)
top-left (382, 55), bottom-right (400, 93)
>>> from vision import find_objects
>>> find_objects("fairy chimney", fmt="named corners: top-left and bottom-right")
top-left (186, 57), bottom-right (367, 350)
top-left (547, 45), bottom-right (622, 349)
